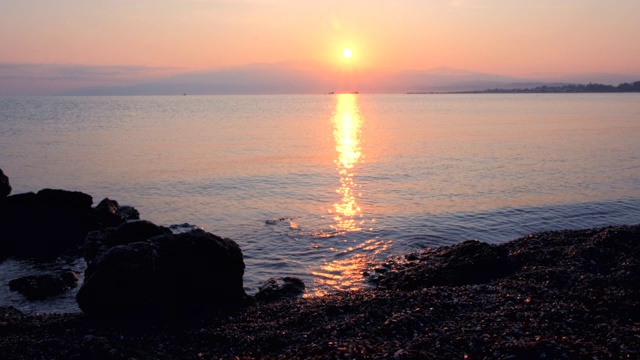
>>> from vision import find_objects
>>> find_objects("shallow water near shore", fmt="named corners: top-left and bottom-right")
top-left (1, 93), bottom-right (639, 313)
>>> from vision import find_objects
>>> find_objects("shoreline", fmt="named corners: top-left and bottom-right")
top-left (2, 224), bottom-right (638, 359)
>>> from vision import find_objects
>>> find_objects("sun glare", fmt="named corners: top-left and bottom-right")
top-left (342, 48), bottom-right (353, 59)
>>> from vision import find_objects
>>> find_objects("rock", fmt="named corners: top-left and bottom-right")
top-left (99, 220), bottom-right (168, 248)
top-left (265, 217), bottom-right (292, 225)
top-left (81, 220), bottom-right (169, 291)
top-left (94, 198), bottom-right (124, 227)
top-left (115, 205), bottom-right (140, 221)
top-left (36, 188), bottom-right (93, 208)
top-left (0, 168), bottom-right (10, 197)
top-left (0, 189), bottom-right (100, 259)
top-left (95, 198), bottom-right (141, 227)
top-left (255, 277), bottom-right (306, 303)
top-left (3, 191), bottom-right (37, 205)
top-left (0, 179), bottom-right (143, 260)
top-left (155, 229), bottom-right (249, 309)
top-left (9, 271), bottom-right (79, 300)
top-left (436, 240), bottom-right (514, 285)
top-left (95, 198), bottom-right (119, 214)
top-left (169, 223), bottom-right (201, 234)
top-left (77, 223), bottom-right (250, 321)
top-left (377, 240), bottom-right (515, 290)
top-left (60, 271), bottom-right (80, 287)
top-left (77, 241), bottom-right (162, 317)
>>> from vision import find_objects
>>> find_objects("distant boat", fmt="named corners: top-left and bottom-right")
top-left (183, 93), bottom-right (187, 96)
top-left (327, 91), bottom-right (335, 94)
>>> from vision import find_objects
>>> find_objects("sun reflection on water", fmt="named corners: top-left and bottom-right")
top-left (310, 238), bottom-right (392, 297)
top-left (331, 94), bottom-right (364, 233)
top-left (309, 94), bottom-right (393, 296)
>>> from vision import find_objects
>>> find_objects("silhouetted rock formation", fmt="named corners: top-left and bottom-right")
top-left (9, 271), bottom-right (78, 301)
top-left (0, 189), bottom-right (97, 259)
top-left (95, 198), bottom-right (140, 225)
top-left (0, 168), bottom-right (10, 198)
top-left (0, 170), bottom-right (139, 260)
top-left (77, 221), bottom-right (250, 321)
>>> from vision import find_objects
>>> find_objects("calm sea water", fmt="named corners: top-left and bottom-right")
top-left (1, 93), bottom-right (639, 313)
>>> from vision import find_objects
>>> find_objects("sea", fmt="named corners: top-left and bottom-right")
top-left (1, 93), bottom-right (639, 313)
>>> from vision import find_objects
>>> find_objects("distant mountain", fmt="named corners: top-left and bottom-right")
top-left (16, 61), bottom-right (636, 96)
top-left (62, 61), bottom-right (370, 95)
top-left (379, 67), bottom-right (522, 93)
top-left (63, 64), bottom-right (526, 95)
top-left (0, 63), bottom-right (183, 96)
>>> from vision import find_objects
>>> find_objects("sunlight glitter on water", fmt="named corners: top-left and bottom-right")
top-left (330, 94), bottom-right (365, 234)
top-left (309, 238), bottom-right (392, 296)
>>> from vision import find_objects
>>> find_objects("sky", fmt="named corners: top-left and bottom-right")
top-left (2, 0), bottom-right (640, 94)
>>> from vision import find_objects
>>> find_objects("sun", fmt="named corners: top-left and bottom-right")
top-left (342, 48), bottom-right (353, 59)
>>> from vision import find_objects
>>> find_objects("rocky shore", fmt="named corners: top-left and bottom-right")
top-left (1, 169), bottom-right (639, 359)
top-left (0, 224), bottom-right (637, 359)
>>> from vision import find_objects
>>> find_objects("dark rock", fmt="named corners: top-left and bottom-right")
top-left (0, 189), bottom-right (99, 259)
top-left (95, 198), bottom-right (119, 214)
top-left (115, 205), bottom-right (140, 220)
top-left (9, 271), bottom-right (78, 300)
top-left (77, 224), bottom-right (250, 321)
top-left (255, 277), bottom-right (306, 303)
top-left (265, 217), bottom-right (292, 225)
top-left (81, 221), bottom-right (169, 292)
top-left (94, 198), bottom-right (124, 227)
top-left (436, 240), bottom-right (514, 284)
top-left (82, 228), bottom-right (114, 264)
top-left (155, 229), bottom-right (249, 308)
top-left (82, 220), bottom-right (168, 264)
top-left (77, 241), bottom-right (162, 317)
top-left (0, 182), bottom-right (142, 260)
top-left (168, 223), bottom-right (201, 234)
top-left (36, 188), bottom-right (93, 209)
top-left (100, 220), bottom-right (167, 248)
top-left (0, 168), bottom-right (10, 197)
top-left (3, 191), bottom-right (37, 205)
top-left (95, 198), bottom-right (141, 226)
top-left (60, 271), bottom-right (80, 287)
top-left (377, 240), bottom-right (515, 290)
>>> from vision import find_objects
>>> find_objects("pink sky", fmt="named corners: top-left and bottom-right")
top-left (1, 0), bottom-right (639, 94)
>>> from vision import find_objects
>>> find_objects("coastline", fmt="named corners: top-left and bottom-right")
top-left (1, 224), bottom-right (638, 359)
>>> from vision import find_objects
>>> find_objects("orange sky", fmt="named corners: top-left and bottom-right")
top-left (1, 0), bottom-right (640, 77)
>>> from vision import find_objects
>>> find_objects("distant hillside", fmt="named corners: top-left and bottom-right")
top-left (4, 60), bottom-right (637, 96)
top-left (57, 65), bottom-right (541, 95)
top-left (462, 81), bottom-right (640, 94)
